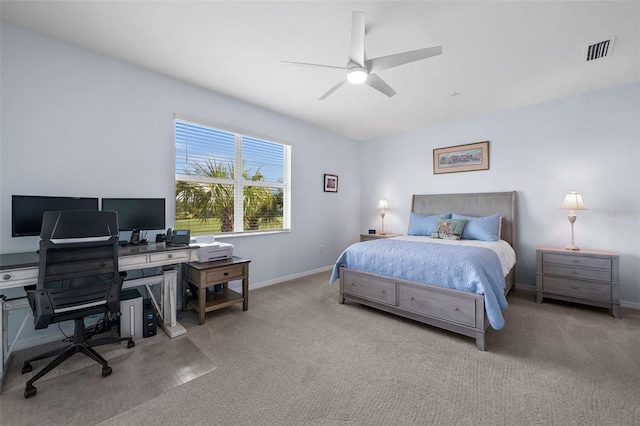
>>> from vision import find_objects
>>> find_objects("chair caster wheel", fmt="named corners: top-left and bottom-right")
top-left (22, 362), bottom-right (33, 374)
top-left (127, 340), bottom-right (135, 349)
top-left (102, 366), bottom-right (112, 377)
top-left (24, 386), bottom-right (37, 398)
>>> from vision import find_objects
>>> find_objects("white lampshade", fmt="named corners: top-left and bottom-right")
top-left (347, 66), bottom-right (368, 84)
top-left (377, 198), bottom-right (388, 211)
top-left (561, 191), bottom-right (587, 211)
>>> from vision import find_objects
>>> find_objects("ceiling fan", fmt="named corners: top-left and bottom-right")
top-left (281, 11), bottom-right (442, 100)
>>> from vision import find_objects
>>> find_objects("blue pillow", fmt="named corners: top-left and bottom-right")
top-left (451, 213), bottom-right (501, 241)
top-left (407, 213), bottom-right (452, 236)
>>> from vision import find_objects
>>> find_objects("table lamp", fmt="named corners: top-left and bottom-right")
top-left (377, 198), bottom-right (389, 235)
top-left (560, 190), bottom-right (587, 250)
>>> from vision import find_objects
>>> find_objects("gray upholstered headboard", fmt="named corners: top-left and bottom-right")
top-left (411, 191), bottom-right (517, 248)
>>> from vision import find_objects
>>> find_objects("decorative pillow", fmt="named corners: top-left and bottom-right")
top-left (431, 219), bottom-right (467, 240)
top-left (407, 213), bottom-right (452, 236)
top-left (451, 213), bottom-right (501, 241)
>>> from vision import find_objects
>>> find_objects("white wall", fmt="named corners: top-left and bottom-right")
top-left (0, 23), bottom-right (360, 283)
top-left (359, 82), bottom-right (640, 306)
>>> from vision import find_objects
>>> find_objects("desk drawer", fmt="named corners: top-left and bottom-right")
top-left (541, 276), bottom-right (611, 301)
top-left (543, 253), bottom-right (611, 270)
top-left (1, 268), bottom-right (38, 287)
top-left (205, 265), bottom-right (245, 283)
top-left (150, 251), bottom-right (188, 263)
top-left (398, 284), bottom-right (476, 327)
top-left (119, 255), bottom-right (149, 269)
top-left (542, 264), bottom-right (611, 282)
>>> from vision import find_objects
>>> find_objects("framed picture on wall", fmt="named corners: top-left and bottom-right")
top-left (324, 174), bottom-right (338, 192)
top-left (433, 141), bottom-right (490, 174)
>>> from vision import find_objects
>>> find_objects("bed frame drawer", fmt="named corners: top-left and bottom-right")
top-left (398, 284), bottom-right (476, 327)
top-left (341, 270), bottom-right (396, 305)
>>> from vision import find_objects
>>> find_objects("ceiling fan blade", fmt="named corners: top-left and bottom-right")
top-left (349, 11), bottom-right (366, 66)
top-left (367, 46), bottom-right (442, 73)
top-left (319, 79), bottom-right (347, 100)
top-left (280, 61), bottom-right (346, 70)
top-left (365, 74), bottom-right (397, 97)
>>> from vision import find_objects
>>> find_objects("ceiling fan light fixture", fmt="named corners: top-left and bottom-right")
top-left (347, 66), bottom-right (368, 84)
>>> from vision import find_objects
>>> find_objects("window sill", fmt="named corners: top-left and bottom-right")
top-left (199, 229), bottom-right (291, 240)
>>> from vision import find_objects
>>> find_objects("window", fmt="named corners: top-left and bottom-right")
top-left (175, 118), bottom-right (291, 235)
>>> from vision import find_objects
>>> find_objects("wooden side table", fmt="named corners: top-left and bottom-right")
top-left (181, 256), bottom-right (250, 325)
top-left (360, 233), bottom-right (401, 242)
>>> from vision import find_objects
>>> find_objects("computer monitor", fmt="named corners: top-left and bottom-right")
top-left (11, 195), bottom-right (100, 237)
top-left (101, 198), bottom-right (166, 231)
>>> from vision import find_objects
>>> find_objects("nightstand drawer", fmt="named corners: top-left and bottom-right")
top-left (542, 253), bottom-right (611, 270)
top-left (205, 265), bottom-right (245, 283)
top-left (541, 276), bottom-right (611, 301)
top-left (542, 264), bottom-right (612, 282)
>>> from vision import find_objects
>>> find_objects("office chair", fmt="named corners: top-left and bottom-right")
top-left (21, 210), bottom-right (135, 398)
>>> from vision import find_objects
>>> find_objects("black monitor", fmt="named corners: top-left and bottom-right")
top-left (101, 198), bottom-right (166, 231)
top-left (11, 195), bottom-right (100, 237)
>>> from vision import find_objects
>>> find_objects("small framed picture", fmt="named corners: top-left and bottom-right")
top-left (324, 174), bottom-right (338, 192)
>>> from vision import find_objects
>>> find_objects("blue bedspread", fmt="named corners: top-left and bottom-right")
top-left (330, 239), bottom-right (508, 329)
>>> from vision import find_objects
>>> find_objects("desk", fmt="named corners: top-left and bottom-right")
top-left (182, 257), bottom-right (250, 325)
top-left (0, 243), bottom-right (198, 382)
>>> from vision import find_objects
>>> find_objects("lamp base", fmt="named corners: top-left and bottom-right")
top-left (566, 244), bottom-right (580, 251)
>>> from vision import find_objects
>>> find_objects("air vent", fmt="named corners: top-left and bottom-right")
top-left (586, 37), bottom-right (615, 62)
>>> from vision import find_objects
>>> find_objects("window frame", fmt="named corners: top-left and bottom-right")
top-left (174, 115), bottom-right (291, 236)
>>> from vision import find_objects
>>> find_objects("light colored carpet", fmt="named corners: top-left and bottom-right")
top-left (1, 270), bottom-right (638, 425)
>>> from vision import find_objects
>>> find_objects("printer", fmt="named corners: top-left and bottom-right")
top-left (192, 235), bottom-right (234, 262)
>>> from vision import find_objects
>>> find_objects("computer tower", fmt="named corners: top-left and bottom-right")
top-left (120, 289), bottom-right (143, 342)
top-left (142, 299), bottom-right (157, 338)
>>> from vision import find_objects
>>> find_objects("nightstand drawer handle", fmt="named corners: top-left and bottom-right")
top-left (454, 307), bottom-right (459, 311)
top-left (3, 274), bottom-right (10, 280)
top-left (381, 290), bottom-right (386, 294)
top-left (572, 260), bottom-right (580, 263)
top-left (224, 272), bottom-right (229, 276)
top-left (572, 271), bottom-right (578, 275)
top-left (168, 254), bottom-right (173, 259)
top-left (572, 285), bottom-right (578, 290)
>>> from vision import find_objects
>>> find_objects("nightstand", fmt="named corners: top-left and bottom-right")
top-left (181, 256), bottom-right (250, 325)
top-left (360, 233), bottom-right (401, 242)
top-left (536, 246), bottom-right (620, 318)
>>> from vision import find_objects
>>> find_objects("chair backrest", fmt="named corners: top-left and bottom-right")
top-left (31, 210), bottom-right (122, 329)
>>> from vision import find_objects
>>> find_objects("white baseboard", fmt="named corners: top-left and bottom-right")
top-left (514, 282), bottom-right (639, 310)
top-left (514, 283), bottom-right (536, 293)
top-left (620, 300), bottom-right (640, 310)
top-left (248, 265), bottom-right (333, 290)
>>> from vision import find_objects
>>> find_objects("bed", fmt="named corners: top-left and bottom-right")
top-left (331, 191), bottom-right (517, 351)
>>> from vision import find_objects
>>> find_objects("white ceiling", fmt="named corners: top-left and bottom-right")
top-left (1, 1), bottom-right (638, 141)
